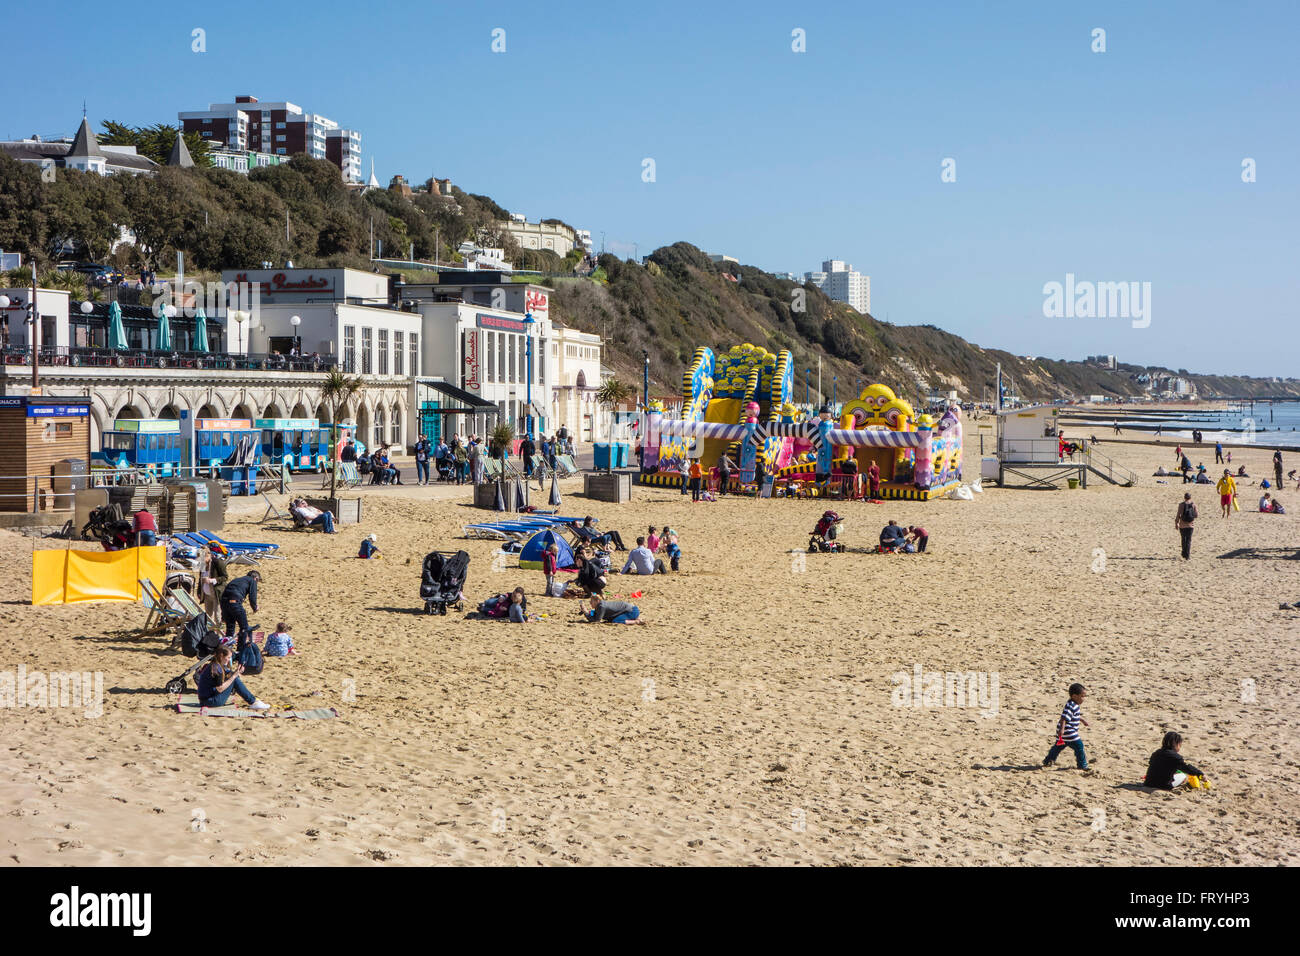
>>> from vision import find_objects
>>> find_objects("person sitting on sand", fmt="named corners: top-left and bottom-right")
top-left (646, 526), bottom-right (662, 554)
top-left (584, 595), bottom-right (643, 624)
top-left (195, 644), bottom-right (271, 710)
top-left (1144, 731), bottom-right (1204, 790)
top-left (1236, 465), bottom-right (1248, 477)
top-left (622, 536), bottom-right (668, 575)
top-left (507, 587), bottom-right (528, 623)
top-left (567, 551), bottom-right (607, 598)
top-left (264, 622), bottom-right (296, 656)
top-left (358, 533), bottom-right (380, 558)
top-left (879, 520), bottom-right (907, 552)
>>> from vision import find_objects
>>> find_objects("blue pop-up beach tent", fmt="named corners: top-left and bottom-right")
top-left (518, 528), bottom-right (575, 571)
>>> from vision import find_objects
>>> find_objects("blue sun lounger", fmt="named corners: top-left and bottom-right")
top-left (193, 529), bottom-right (280, 552)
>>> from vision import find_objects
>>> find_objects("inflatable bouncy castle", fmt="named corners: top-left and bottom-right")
top-left (641, 352), bottom-right (962, 501)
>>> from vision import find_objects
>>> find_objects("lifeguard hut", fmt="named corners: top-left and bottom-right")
top-left (993, 405), bottom-right (1135, 489)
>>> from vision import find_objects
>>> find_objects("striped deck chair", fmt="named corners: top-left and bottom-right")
top-left (140, 578), bottom-right (186, 634)
top-left (554, 455), bottom-right (579, 477)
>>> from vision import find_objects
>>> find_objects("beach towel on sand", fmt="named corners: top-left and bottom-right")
top-left (174, 693), bottom-right (339, 719)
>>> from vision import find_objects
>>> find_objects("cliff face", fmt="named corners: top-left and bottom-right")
top-left (548, 244), bottom-right (1300, 404)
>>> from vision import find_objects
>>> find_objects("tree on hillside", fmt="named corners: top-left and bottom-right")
top-left (100, 121), bottom-right (211, 167)
top-left (0, 156), bottom-right (47, 261)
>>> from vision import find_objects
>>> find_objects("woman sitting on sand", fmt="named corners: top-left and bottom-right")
top-left (195, 645), bottom-right (271, 710)
top-left (584, 595), bottom-right (642, 624)
top-left (565, 551), bottom-right (607, 598)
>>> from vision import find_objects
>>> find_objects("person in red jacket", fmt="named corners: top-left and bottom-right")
top-left (867, 460), bottom-right (881, 500)
top-left (132, 508), bottom-right (158, 548)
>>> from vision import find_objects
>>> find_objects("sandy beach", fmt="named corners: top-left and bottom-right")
top-left (2, 438), bottom-right (1297, 866)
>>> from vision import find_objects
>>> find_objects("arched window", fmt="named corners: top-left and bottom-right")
top-left (391, 407), bottom-right (401, 446)
top-left (374, 406), bottom-right (386, 448)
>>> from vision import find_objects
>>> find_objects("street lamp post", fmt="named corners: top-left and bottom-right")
top-left (642, 349), bottom-right (649, 413)
top-left (291, 314), bottom-right (301, 358)
top-left (232, 310), bottom-right (248, 357)
top-left (29, 267), bottom-right (39, 390)
top-left (523, 311), bottom-right (535, 440)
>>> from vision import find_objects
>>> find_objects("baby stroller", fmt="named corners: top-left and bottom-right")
top-left (164, 613), bottom-right (223, 694)
top-left (83, 504), bottom-right (134, 551)
top-left (809, 510), bottom-right (845, 554)
top-left (421, 549), bottom-right (470, 615)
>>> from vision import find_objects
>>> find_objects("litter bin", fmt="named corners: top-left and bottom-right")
top-left (613, 442), bottom-right (630, 468)
top-left (50, 458), bottom-right (88, 510)
top-left (593, 443), bottom-right (612, 471)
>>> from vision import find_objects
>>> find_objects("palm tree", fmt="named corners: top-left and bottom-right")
top-left (594, 378), bottom-right (635, 473)
top-left (320, 367), bottom-right (365, 500)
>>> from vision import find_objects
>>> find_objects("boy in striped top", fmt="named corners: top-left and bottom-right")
top-left (1042, 683), bottom-right (1090, 769)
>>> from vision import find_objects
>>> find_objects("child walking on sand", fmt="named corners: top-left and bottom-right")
top-left (664, 527), bottom-right (681, 571)
top-left (1043, 683), bottom-right (1090, 769)
top-left (542, 542), bottom-right (559, 596)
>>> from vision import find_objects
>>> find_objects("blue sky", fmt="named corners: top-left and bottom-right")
top-left (12, 0), bottom-right (1299, 377)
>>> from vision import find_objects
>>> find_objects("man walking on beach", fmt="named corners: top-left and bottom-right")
top-left (220, 570), bottom-right (261, 647)
top-left (1216, 469), bottom-right (1237, 517)
top-left (1175, 493), bottom-right (1197, 560)
top-left (1275, 450), bottom-right (1285, 488)
top-left (1215, 441), bottom-right (1223, 464)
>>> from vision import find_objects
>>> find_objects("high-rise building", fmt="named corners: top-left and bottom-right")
top-left (804, 259), bottom-right (871, 314)
top-left (179, 95), bottom-right (361, 182)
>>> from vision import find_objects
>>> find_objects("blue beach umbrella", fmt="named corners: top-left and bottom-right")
top-left (107, 301), bottom-right (127, 350)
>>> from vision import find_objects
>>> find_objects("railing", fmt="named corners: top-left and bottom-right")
top-left (1, 346), bottom-right (338, 373)
top-left (0, 463), bottom-right (292, 515)
top-left (1081, 447), bottom-right (1138, 486)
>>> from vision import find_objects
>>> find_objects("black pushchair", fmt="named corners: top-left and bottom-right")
top-left (82, 504), bottom-right (133, 551)
top-left (164, 613), bottom-right (223, 694)
top-left (421, 550), bottom-right (469, 615)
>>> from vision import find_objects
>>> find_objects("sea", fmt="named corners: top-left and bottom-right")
top-left (1062, 401), bottom-right (1300, 449)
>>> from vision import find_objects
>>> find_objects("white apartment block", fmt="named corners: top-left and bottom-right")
top-left (804, 259), bottom-right (871, 314)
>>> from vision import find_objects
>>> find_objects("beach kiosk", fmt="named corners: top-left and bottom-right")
top-left (0, 396), bottom-right (91, 512)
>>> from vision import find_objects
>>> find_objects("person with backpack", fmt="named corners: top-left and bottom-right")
top-left (1175, 492), bottom-right (1198, 560)
top-left (195, 645), bottom-right (270, 710)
